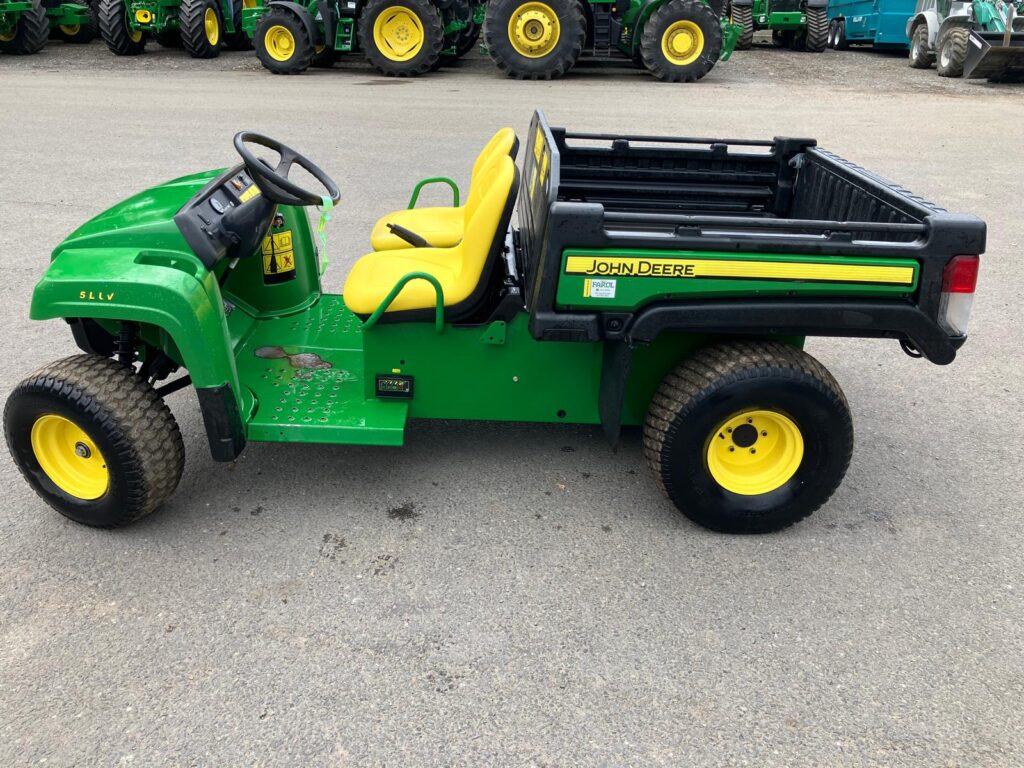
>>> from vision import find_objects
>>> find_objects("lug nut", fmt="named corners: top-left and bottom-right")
top-left (74, 442), bottom-right (91, 459)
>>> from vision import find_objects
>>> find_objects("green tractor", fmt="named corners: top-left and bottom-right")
top-left (96, 0), bottom-right (251, 57)
top-left (4, 112), bottom-right (984, 534)
top-left (482, 0), bottom-right (742, 80)
top-left (732, 0), bottom-right (829, 51)
top-left (244, 0), bottom-right (481, 75)
top-left (1, 0), bottom-right (95, 53)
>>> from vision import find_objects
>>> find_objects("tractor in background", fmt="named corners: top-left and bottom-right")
top-left (1, 0), bottom-right (95, 53)
top-left (733, 0), bottom-right (829, 51)
top-left (97, 0), bottom-right (250, 57)
top-left (907, 0), bottom-right (1024, 79)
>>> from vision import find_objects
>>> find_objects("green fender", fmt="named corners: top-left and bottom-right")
top-left (29, 247), bottom-right (242, 406)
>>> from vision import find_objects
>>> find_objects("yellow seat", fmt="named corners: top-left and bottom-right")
top-left (345, 156), bottom-right (519, 319)
top-left (369, 127), bottom-right (519, 252)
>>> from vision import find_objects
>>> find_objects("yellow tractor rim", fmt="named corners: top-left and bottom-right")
top-left (507, 1), bottom-right (559, 58)
top-left (372, 6), bottom-right (424, 62)
top-left (661, 19), bottom-right (704, 66)
top-left (59, 24), bottom-right (81, 35)
top-left (31, 414), bottom-right (109, 501)
top-left (204, 7), bottom-right (220, 45)
top-left (264, 24), bottom-right (295, 60)
top-left (706, 409), bottom-right (804, 496)
top-left (0, 29), bottom-right (16, 42)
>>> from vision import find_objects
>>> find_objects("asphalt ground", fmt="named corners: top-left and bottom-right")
top-left (1, 38), bottom-right (1022, 767)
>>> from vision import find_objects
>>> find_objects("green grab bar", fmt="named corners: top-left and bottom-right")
top-left (408, 177), bottom-right (460, 208)
top-left (362, 272), bottom-right (445, 333)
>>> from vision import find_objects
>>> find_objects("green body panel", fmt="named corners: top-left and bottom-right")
top-left (126, 0), bottom-right (241, 36)
top-left (0, 0), bottom-right (34, 35)
top-left (555, 248), bottom-right (920, 311)
top-left (44, 2), bottom-right (91, 26)
top-left (749, 0), bottom-right (807, 31)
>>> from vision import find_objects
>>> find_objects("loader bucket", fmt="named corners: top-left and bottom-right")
top-left (963, 30), bottom-right (1024, 82)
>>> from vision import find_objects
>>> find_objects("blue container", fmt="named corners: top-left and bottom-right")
top-left (827, 0), bottom-right (916, 47)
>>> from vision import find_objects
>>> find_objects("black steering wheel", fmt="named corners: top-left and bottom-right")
top-left (233, 132), bottom-right (341, 207)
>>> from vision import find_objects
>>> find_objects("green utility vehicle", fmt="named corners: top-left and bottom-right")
top-left (97, 0), bottom-right (249, 57)
top-left (1, 0), bottom-right (94, 53)
top-left (733, 0), bottom-right (828, 51)
top-left (5, 112), bottom-right (984, 534)
top-left (908, 0), bottom-right (1024, 79)
top-left (245, 0), bottom-right (480, 75)
top-left (483, 0), bottom-right (741, 80)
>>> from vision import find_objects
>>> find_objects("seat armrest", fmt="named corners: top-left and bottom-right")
top-left (408, 177), bottom-right (460, 208)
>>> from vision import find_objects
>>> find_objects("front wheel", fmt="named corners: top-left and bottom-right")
top-left (802, 7), bottom-right (828, 52)
top-left (733, 5), bottom-right (753, 50)
top-left (359, 0), bottom-right (444, 76)
top-left (483, 0), bottom-right (585, 79)
top-left (644, 341), bottom-right (853, 534)
top-left (180, 0), bottom-right (224, 58)
top-left (98, 0), bottom-right (146, 54)
top-left (908, 22), bottom-right (933, 69)
top-left (936, 26), bottom-right (967, 77)
top-left (0, 0), bottom-right (49, 54)
top-left (640, 0), bottom-right (723, 82)
top-left (254, 7), bottom-right (313, 74)
top-left (5, 355), bottom-right (185, 528)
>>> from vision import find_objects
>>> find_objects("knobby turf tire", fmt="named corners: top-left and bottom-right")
top-left (358, 0), bottom-right (444, 77)
top-left (908, 22), bottom-right (933, 68)
top-left (180, 0), bottom-right (223, 58)
top-left (0, 0), bottom-right (49, 54)
top-left (936, 26), bottom-right (967, 77)
top-left (5, 355), bottom-right (185, 528)
top-left (643, 341), bottom-right (853, 534)
top-left (641, 0), bottom-right (722, 82)
top-left (483, 0), bottom-right (585, 80)
top-left (254, 7), bottom-right (313, 74)
top-left (734, 5), bottom-right (753, 50)
top-left (802, 7), bottom-right (827, 52)
top-left (98, 0), bottom-right (146, 54)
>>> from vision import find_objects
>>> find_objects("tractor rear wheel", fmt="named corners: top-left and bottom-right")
top-left (640, 0), bottom-right (722, 82)
top-left (359, 0), bottom-right (444, 76)
top-left (180, 0), bottom-right (223, 58)
top-left (5, 355), bottom-right (185, 529)
top-left (254, 6), bottom-right (313, 73)
top-left (644, 342), bottom-right (853, 534)
top-left (484, 0), bottom-right (585, 79)
top-left (733, 5), bottom-right (753, 50)
top-left (98, 0), bottom-right (146, 54)
top-left (802, 7), bottom-right (827, 52)
top-left (936, 26), bottom-right (967, 77)
top-left (908, 22), bottom-right (933, 68)
top-left (0, 0), bottom-right (49, 54)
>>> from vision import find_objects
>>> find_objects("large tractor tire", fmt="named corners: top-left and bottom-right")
top-left (643, 341), bottom-right (853, 534)
top-left (936, 25), bottom-right (968, 77)
top-left (0, 0), bottom-right (49, 54)
top-left (254, 6), bottom-right (313, 73)
top-left (5, 355), bottom-right (185, 529)
top-left (733, 5), bottom-right (753, 50)
top-left (483, 0), bottom-right (585, 80)
top-left (359, 0), bottom-right (444, 76)
top-left (640, 0), bottom-right (722, 82)
top-left (802, 6), bottom-right (827, 52)
top-left (908, 22), bottom-right (933, 68)
top-left (224, 0), bottom-right (251, 49)
top-left (180, 0), bottom-right (223, 58)
top-left (98, 0), bottom-right (146, 54)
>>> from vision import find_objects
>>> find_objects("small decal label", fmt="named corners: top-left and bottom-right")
top-left (239, 185), bottom-right (261, 203)
top-left (262, 229), bottom-right (295, 284)
top-left (584, 278), bottom-right (616, 299)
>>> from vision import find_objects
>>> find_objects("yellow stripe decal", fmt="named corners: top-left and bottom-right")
top-left (239, 185), bottom-right (261, 203)
top-left (564, 256), bottom-right (915, 285)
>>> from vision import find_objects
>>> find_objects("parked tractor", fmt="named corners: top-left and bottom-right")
top-left (97, 0), bottom-right (250, 57)
top-left (245, 0), bottom-right (481, 76)
top-left (733, 0), bottom-right (829, 51)
top-left (908, 0), bottom-right (1024, 79)
top-left (1, 0), bottom-right (94, 53)
top-left (482, 0), bottom-right (741, 81)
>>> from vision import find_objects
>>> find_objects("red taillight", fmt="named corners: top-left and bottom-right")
top-left (942, 254), bottom-right (979, 294)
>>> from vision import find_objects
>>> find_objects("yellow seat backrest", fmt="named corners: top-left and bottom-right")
top-left (466, 128), bottom-right (517, 209)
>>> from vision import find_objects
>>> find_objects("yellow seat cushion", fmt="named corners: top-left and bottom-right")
top-left (369, 127), bottom-right (518, 252)
top-left (344, 157), bottom-right (517, 317)
top-left (369, 206), bottom-right (464, 251)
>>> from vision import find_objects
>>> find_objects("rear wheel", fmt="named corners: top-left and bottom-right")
top-left (359, 0), bottom-right (444, 76)
top-left (484, 0), bottom-right (584, 79)
top-left (5, 355), bottom-right (185, 528)
top-left (908, 22), bottom-right (933, 68)
top-left (0, 0), bottom-right (49, 54)
top-left (98, 0), bottom-right (146, 54)
top-left (802, 7), bottom-right (827, 52)
top-left (936, 25), bottom-right (967, 77)
top-left (641, 0), bottom-right (722, 82)
top-left (643, 341), bottom-right (853, 534)
top-left (254, 7), bottom-right (313, 73)
top-left (733, 5), bottom-right (753, 50)
top-left (180, 0), bottom-right (223, 58)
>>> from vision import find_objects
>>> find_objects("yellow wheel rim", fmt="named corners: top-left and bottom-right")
top-left (59, 24), bottom-right (81, 35)
top-left (31, 414), bottom-right (109, 501)
top-left (0, 29), bottom-right (16, 42)
top-left (706, 410), bottom-right (803, 496)
top-left (204, 6), bottom-right (220, 45)
top-left (264, 24), bottom-right (295, 60)
top-left (129, 27), bottom-right (143, 42)
top-left (507, 1), bottom-right (559, 58)
top-left (372, 6), bottom-right (425, 62)
top-left (661, 19), bottom-right (704, 66)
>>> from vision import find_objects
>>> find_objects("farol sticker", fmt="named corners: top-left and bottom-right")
top-left (584, 278), bottom-right (617, 299)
